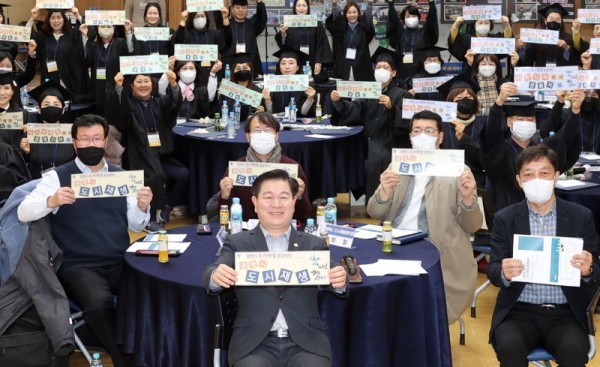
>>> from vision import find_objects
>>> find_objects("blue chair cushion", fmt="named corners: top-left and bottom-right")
top-left (527, 347), bottom-right (554, 362)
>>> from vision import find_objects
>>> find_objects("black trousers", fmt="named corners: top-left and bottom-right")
top-left (58, 263), bottom-right (130, 367)
top-left (234, 335), bottom-right (330, 367)
top-left (493, 305), bottom-right (589, 367)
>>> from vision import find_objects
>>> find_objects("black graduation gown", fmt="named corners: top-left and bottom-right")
top-left (541, 102), bottom-right (600, 154)
top-left (448, 32), bottom-right (509, 63)
top-left (172, 23), bottom-right (232, 55)
top-left (0, 141), bottom-right (30, 202)
top-left (326, 3), bottom-right (375, 81)
top-left (135, 26), bottom-right (174, 56)
top-left (31, 29), bottom-right (92, 103)
top-left (441, 115), bottom-right (486, 188)
top-left (0, 42), bottom-right (17, 59)
top-left (330, 83), bottom-right (413, 200)
top-left (86, 37), bottom-right (136, 116)
top-left (218, 83), bottom-right (265, 123)
top-left (106, 86), bottom-right (182, 211)
top-left (14, 54), bottom-right (38, 90)
top-left (275, 21), bottom-right (333, 69)
top-left (171, 82), bottom-right (217, 119)
top-left (269, 90), bottom-right (313, 117)
top-left (223, 3), bottom-right (267, 77)
top-left (480, 103), bottom-right (581, 211)
top-left (523, 32), bottom-right (579, 66)
top-left (387, 1), bottom-right (438, 83)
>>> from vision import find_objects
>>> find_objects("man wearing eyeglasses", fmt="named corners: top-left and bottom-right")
top-left (17, 114), bottom-right (153, 367)
top-left (367, 110), bottom-right (482, 325)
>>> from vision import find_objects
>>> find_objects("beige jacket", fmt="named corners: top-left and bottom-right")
top-left (367, 166), bottom-right (482, 324)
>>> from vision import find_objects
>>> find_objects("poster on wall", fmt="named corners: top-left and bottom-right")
top-left (585, 0), bottom-right (600, 10)
top-left (513, 0), bottom-right (575, 21)
top-left (441, 0), bottom-right (507, 24)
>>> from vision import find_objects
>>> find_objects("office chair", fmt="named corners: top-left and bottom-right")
top-left (214, 289), bottom-right (238, 367)
top-left (528, 285), bottom-right (600, 367)
top-left (471, 188), bottom-right (496, 318)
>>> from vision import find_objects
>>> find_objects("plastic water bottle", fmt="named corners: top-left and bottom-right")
top-left (289, 97), bottom-right (296, 122)
top-left (90, 353), bottom-right (104, 367)
top-left (304, 218), bottom-right (317, 236)
top-left (225, 64), bottom-right (231, 80)
top-left (20, 85), bottom-right (28, 106)
top-left (227, 111), bottom-right (235, 139)
top-left (324, 197), bottom-right (337, 225)
top-left (304, 61), bottom-right (311, 76)
top-left (233, 96), bottom-right (241, 129)
top-left (230, 197), bottom-right (243, 234)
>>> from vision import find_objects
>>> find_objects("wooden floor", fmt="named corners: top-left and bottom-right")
top-left (68, 194), bottom-right (600, 367)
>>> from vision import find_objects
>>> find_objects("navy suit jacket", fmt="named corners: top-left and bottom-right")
top-left (203, 225), bottom-right (344, 365)
top-left (487, 197), bottom-right (600, 343)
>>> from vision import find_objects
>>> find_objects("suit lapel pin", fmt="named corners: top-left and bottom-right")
top-left (293, 243), bottom-right (298, 248)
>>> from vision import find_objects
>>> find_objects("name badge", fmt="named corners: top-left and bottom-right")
top-left (300, 46), bottom-right (310, 55)
top-left (97, 68), bottom-right (107, 80)
top-left (201, 60), bottom-right (211, 67)
top-left (148, 133), bottom-right (161, 147)
top-left (150, 52), bottom-right (160, 56)
top-left (236, 43), bottom-right (246, 54)
top-left (346, 48), bottom-right (356, 60)
top-left (546, 62), bottom-right (557, 67)
top-left (403, 52), bottom-right (413, 64)
top-left (47, 61), bottom-right (58, 73)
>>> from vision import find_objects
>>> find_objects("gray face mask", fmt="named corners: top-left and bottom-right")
top-left (98, 27), bottom-right (114, 39)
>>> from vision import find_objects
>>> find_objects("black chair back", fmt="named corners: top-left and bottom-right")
top-left (216, 289), bottom-right (238, 350)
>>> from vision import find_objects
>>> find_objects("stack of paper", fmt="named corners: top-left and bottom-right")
top-left (355, 224), bottom-right (419, 240)
top-left (360, 259), bottom-right (427, 276)
top-left (126, 233), bottom-right (191, 253)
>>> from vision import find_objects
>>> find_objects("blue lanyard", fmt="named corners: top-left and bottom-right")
top-left (579, 113), bottom-right (596, 152)
top-left (193, 29), bottom-right (210, 45)
top-left (97, 41), bottom-right (113, 68)
top-left (39, 143), bottom-right (59, 170)
top-left (135, 99), bottom-right (158, 132)
top-left (46, 36), bottom-right (61, 61)
top-left (347, 26), bottom-right (357, 48)
top-left (402, 29), bottom-right (416, 53)
top-left (235, 22), bottom-right (245, 44)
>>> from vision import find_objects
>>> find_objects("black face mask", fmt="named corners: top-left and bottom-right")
top-left (582, 97), bottom-right (600, 112)
top-left (456, 98), bottom-right (477, 115)
top-left (546, 21), bottom-right (561, 31)
top-left (77, 146), bottom-right (105, 166)
top-left (234, 70), bottom-right (252, 82)
top-left (40, 106), bottom-right (63, 123)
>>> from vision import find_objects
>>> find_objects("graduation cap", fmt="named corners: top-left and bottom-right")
top-left (0, 3), bottom-right (10, 14)
top-left (231, 0), bottom-right (248, 6)
top-left (272, 46), bottom-right (309, 64)
top-left (28, 79), bottom-right (73, 104)
top-left (503, 98), bottom-right (538, 117)
top-left (0, 71), bottom-right (16, 87)
top-left (370, 47), bottom-right (402, 71)
top-left (415, 45), bottom-right (447, 60)
top-left (538, 3), bottom-right (568, 19)
top-left (436, 73), bottom-right (480, 99)
top-left (223, 52), bottom-right (256, 68)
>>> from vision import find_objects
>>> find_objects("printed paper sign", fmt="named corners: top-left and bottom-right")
top-left (326, 224), bottom-right (356, 249)
top-left (261, 0), bottom-right (285, 6)
top-left (401, 99), bottom-right (457, 123)
top-left (119, 55), bottom-right (168, 75)
top-left (589, 38), bottom-right (600, 55)
top-left (229, 161), bottom-right (298, 186)
top-left (577, 70), bottom-right (600, 90)
top-left (219, 79), bottom-right (263, 107)
top-left (391, 148), bottom-right (465, 177)
top-left (85, 10), bottom-right (126, 26)
top-left (174, 44), bottom-right (218, 62)
top-left (462, 5), bottom-right (502, 20)
top-left (186, 0), bottom-right (222, 12)
top-left (471, 37), bottom-right (515, 55)
top-left (511, 234), bottom-right (583, 287)
top-left (27, 123), bottom-right (72, 144)
top-left (235, 250), bottom-right (330, 286)
top-left (336, 81), bottom-right (381, 100)
top-left (514, 66), bottom-right (579, 91)
top-left (412, 76), bottom-right (453, 94)
top-left (72, 170), bottom-right (144, 198)
top-left (283, 14), bottom-right (318, 28)
top-left (263, 74), bottom-right (309, 92)
top-left (0, 25), bottom-right (32, 43)
top-left (520, 28), bottom-right (559, 45)
top-left (36, 0), bottom-right (74, 8)
top-left (0, 112), bottom-right (24, 130)
top-left (578, 9), bottom-right (600, 24)
top-left (134, 27), bottom-right (170, 41)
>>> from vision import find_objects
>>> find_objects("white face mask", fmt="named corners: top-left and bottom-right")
top-left (424, 62), bottom-right (441, 75)
top-left (511, 120), bottom-right (536, 141)
top-left (194, 17), bottom-right (207, 30)
top-left (179, 70), bottom-right (197, 84)
top-left (475, 24), bottom-right (490, 35)
top-left (250, 132), bottom-right (276, 155)
top-left (374, 68), bottom-right (392, 84)
top-left (410, 133), bottom-right (438, 150)
top-left (479, 65), bottom-right (496, 77)
top-left (98, 27), bottom-right (114, 39)
top-left (521, 178), bottom-right (555, 205)
top-left (405, 17), bottom-right (419, 29)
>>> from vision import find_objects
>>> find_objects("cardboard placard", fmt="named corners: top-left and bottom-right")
top-left (283, 14), bottom-right (318, 27)
top-left (412, 76), bottom-right (453, 94)
top-left (72, 170), bottom-right (144, 198)
top-left (462, 5), bottom-right (502, 20)
top-left (0, 25), bottom-right (32, 43)
top-left (119, 54), bottom-right (168, 75)
top-left (577, 70), bottom-right (600, 90)
top-left (391, 148), bottom-right (465, 177)
top-left (589, 38), bottom-right (600, 55)
top-left (263, 74), bottom-right (309, 92)
top-left (174, 44), bottom-right (218, 62)
top-left (219, 79), bottom-right (263, 107)
top-left (578, 9), bottom-right (600, 24)
top-left (36, 0), bottom-right (74, 8)
top-left (27, 123), bottom-right (72, 144)
top-left (336, 81), bottom-right (381, 100)
top-left (229, 161), bottom-right (299, 186)
top-left (186, 0), bottom-right (222, 12)
top-left (0, 112), bottom-right (24, 130)
top-left (134, 27), bottom-right (170, 41)
top-left (520, 28), bottom-right (559, 45)
top-left (514, 66), bottom-right (579, 91)
top-left (470, 37), bottom-right (515, 55)
top-left (85, 10), bottom-right (126, 26)
top-left (401, 99), bottom-right (457, 123)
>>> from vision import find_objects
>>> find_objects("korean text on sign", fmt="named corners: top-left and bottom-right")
top-left (514, 66), bottom-right (579, 91)
top-left (519, 28), bottom-right (559, 45)
top-left (174, 44), bottom-right (218, 62)
top-left (229, 161), bottom-right (299, 187)
top-left (134, 27), bottom-right (170, 41)
top-left (471, 37), bottom-right (515, 55)
top-left (186, 0), bottom-right (222, 12)
top-left (578, 9), bottom-right (600, 24)
top-left (85, 10), bottom-right (126, 26)
top-left (283, 14), bottom-right (318, 28)
top-left (27, 123), bottom-right (72, 144)
top-left (336, 81), bottom-right (381, 100)
top-left (120, 55), bottom-right (168, 75)
top-left (219, 79), bottom-right (263, 107)
top-left (462, 5), bottom-right (502, 20)
top-left (263, 75), bottom-right (309, 92)
top-left (391, 148), bottom-right (465, 177)
top-left (36, 0), bottom-right (74, 9)
top-left (412, 76), bottom-right (453, 94)
top-left (589, 38), bottom-right (600, 55)
top-left (235, 251), bottom-right (330, 286)
top-left (0, 25), bottom-right (32, 43)
top-left (0, 112), bottom-right (24, 130)
top-left (577, 70), bottom-right (600, 90)
top-left (401, 99), bottom-right (457, 123)
top-left (72, 170), bottom-right (144, 199)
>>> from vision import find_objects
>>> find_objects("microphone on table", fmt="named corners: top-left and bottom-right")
top-left (343, 255), bottom-right (357, 275)
top-left (573, 165), bottom-right (592, 175)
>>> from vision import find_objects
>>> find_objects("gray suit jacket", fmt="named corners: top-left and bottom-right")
top-left (204, 226), bottom-right (341, 365)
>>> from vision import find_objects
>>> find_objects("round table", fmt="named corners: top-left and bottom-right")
top-left (116, 224), bottom-right (451, 367)
top-left (172, 123), bottom-right (365, 216)
top-left (556, 172), bottom-right (600, 235)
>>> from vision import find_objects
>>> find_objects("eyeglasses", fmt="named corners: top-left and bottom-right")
top-left (75, 137), bottom-right (105, 146)
top-left (251, 128), bottom-right (275, 134)
top-left (410, 127), bottom-right (438, 136)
